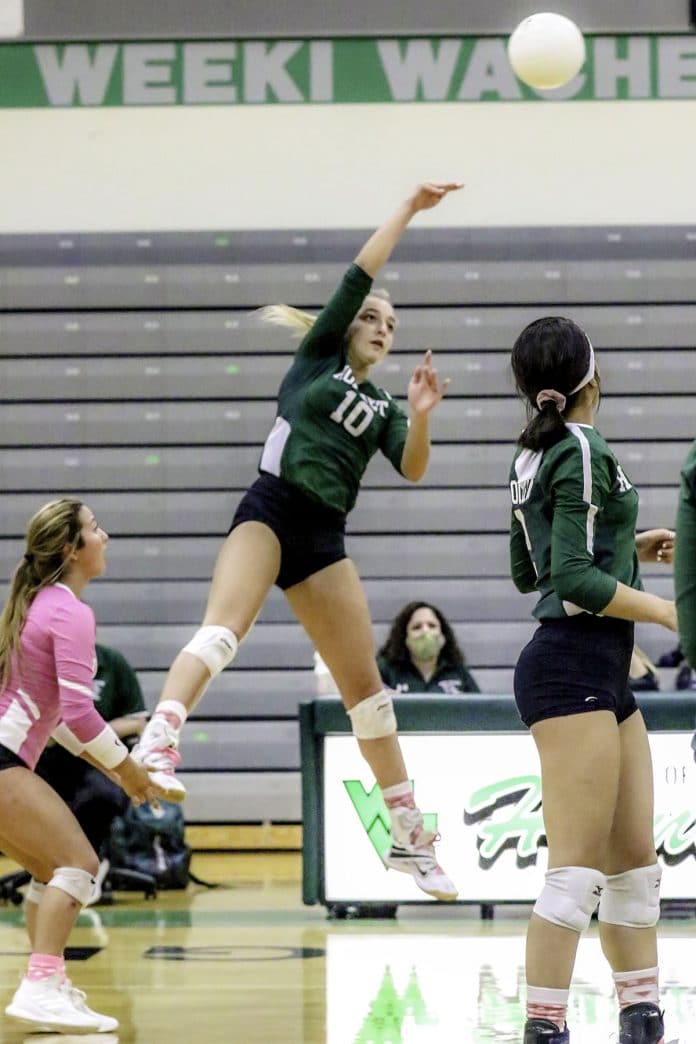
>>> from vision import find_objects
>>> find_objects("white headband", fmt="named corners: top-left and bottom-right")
top-left (569, 338), bottom-right (595, 395)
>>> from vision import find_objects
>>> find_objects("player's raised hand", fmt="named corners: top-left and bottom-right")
top-left (408, 181), bottom-right (464, 213)
top-left (408, 350), bottom-right (451, 415)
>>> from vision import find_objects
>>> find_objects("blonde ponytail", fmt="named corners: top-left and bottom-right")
top-left (257, 288), bottom-right (392, 339)
top-left (257, 305), bottom-right (317, 338)
top-left (0, 498), bottom-right (84, 692)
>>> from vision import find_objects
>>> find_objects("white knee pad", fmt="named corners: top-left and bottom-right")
top-left (533, 865), bottom-right (606, 932)
top-left (348, 691), bottom-right (397, 740)
top-left (598, 862), bottom-right (662, 928)
top-left (183, 625), bottom-right (238, 677)
top-left (47, 867), bottom-right (95, 907)
top-left (25, 879), bottom-right (46, 905)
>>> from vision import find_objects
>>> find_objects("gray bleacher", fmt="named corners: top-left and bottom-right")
top-left (1, 225), bottom-right (692, 825)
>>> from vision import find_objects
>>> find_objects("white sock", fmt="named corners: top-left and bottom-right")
top-left (151, 700), bottom-right (188, 732)
top-left (613, 966), bottom-right (660, 1009)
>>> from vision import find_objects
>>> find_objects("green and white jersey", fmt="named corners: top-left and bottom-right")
top-left (675, 440), bottom-right (696, 665)
top-left (259, 263), bottom-right (409, 515)
top-left (509, 423), bottom-right (641, 621)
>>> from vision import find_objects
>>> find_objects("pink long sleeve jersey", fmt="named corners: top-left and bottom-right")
top-left (0, 583), bottom-right (112, 770)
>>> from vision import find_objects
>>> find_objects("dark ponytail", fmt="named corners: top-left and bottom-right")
top-left (511, 317), bottom-right (594, 452)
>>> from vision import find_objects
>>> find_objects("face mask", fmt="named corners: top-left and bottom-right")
top-left (406, 631), bottom-right (443, 662)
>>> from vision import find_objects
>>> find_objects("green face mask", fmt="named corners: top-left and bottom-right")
top-left (406, 631), bottom-right (443, 662)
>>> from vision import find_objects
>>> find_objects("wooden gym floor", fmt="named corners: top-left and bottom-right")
top-left (0, 852), bottom-right (694, 1043)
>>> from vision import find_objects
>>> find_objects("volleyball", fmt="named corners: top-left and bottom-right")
top-left (507, 12), bottom-right (586, 90)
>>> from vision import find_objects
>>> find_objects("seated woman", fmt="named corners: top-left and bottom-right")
top-left (377, 602), bottom-right (479, 695)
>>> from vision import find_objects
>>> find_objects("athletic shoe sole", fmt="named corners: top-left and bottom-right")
top-left (147, 768), bottom-right (187, 803)
top-left (5, 1004), bottom-right (101, 1033)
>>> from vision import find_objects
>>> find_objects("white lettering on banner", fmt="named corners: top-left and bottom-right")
top-left (243, 41), bottom-right (303, 103)
top-left (28, 34), bottom-right (696, 108)
top-left (458, 39), bottom-right (522, 101)
top-left (594, 37), bottom-right (651, 99)
top-left (658, 36), bottom-right (696, 98)
top-left (309, 41), bottom-right (333, 102)
top-left (377, 39), bottom-right (460, 101)
top-left (35, 44), bottom-right (118, 105)
top-left (123, 44), bottom-right (176, 105)
top-left (183, 43), bottom-right (237, 104)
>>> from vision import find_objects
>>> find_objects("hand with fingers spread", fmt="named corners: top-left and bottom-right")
top-left (408, 349), bottom-right (451, 416)
top-left (114, 754), bottom-right (163, 809)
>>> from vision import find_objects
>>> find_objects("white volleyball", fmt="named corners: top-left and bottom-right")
top-left (508, 12), bottom-right (586, 90)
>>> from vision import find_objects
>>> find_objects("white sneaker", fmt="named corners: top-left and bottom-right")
top-left (62, 979), bottom-right (118, 1032)
top-left (383, 841), bottom-right (458, 901)
top-left (131, 718), bottom-right (187, 802)
top-left (5, 973), bottom-right (116, 1033)
top-left (384, 804), bottom-right (457, 901)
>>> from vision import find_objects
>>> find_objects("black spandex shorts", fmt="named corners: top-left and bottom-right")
top-left (0, 742), bottom-right (28, 772)
top-left (514, 614), bottom-right (638, 728)
top-left (229, 473), bottom-right (347, 590)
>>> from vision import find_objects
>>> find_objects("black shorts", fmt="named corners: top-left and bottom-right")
top-left (514, 614), bottom-right (638, 728)
top-left (0, 742), bottom-right (28, 772)
top-left (229, 473), bottom-right (347, 590)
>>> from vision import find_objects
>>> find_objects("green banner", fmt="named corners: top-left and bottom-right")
top-left (0, 36), bottom-right (695, 107)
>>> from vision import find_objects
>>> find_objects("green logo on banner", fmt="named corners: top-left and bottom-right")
top-left (463, 774), bottom-right (696, 869)
top-left (343, 780), bottom-right (437, 860)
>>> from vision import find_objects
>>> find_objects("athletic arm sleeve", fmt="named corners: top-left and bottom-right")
top-left (675, 443), bottom-right (696, 668)
top-left (50, 601), bottom-right (116, 744)
top-left (549, 442), bottom-right (618, 613)
top-left (297, 264), bottom-right (373, 359)
top-left (510, 512), bottom-right (538, 593)
top-left (379, 400), bottom-right (410, 473)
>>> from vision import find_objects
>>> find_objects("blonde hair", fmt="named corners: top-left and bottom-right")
top-left (0, 498), bottom-right (84, 692)
top-left (257, 288), bottom-right (393, 339)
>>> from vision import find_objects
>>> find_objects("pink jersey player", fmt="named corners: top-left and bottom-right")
top-left (0, 498), bottom-right (164, 1035)
top-left (0, 583), bottom-right (122, 770)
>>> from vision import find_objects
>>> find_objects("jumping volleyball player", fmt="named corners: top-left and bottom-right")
top-left (0, 499), bottom-right (165, 1034)
top-left (508, 318), bottom-right (676, 1044)
top-left (134, 181), bottom-right (463, 900)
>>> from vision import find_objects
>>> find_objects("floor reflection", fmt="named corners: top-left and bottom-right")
top-left (326, 930), bottom-right (696, 1042)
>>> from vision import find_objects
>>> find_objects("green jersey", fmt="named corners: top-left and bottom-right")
top-left (259, 264), bottom-right (409, 515)
top-left (509, 423), bottom-right (641, 621)
top-left (93, 643), bottom-right (146, 723)
top-left (675, 441), bottom-right (696, 666)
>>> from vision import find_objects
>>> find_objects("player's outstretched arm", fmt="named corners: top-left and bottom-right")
top-left (400, 349), bottom-right (450, 481)
top-left (355, 181), bottom-right (463, 278)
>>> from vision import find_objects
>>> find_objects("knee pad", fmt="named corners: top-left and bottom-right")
top-left (348, 691), bottom-right (397, 740)
top-left (183, 625), bottom-right (238, 677)
top-left (533, 865), bottom-right (606, 932)
top-left (47, 867), bottom-right (95, 908)
top-left (25, 879), bottom-right (46, 905)
top-left (598, 862), bottom-right (661, 927)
